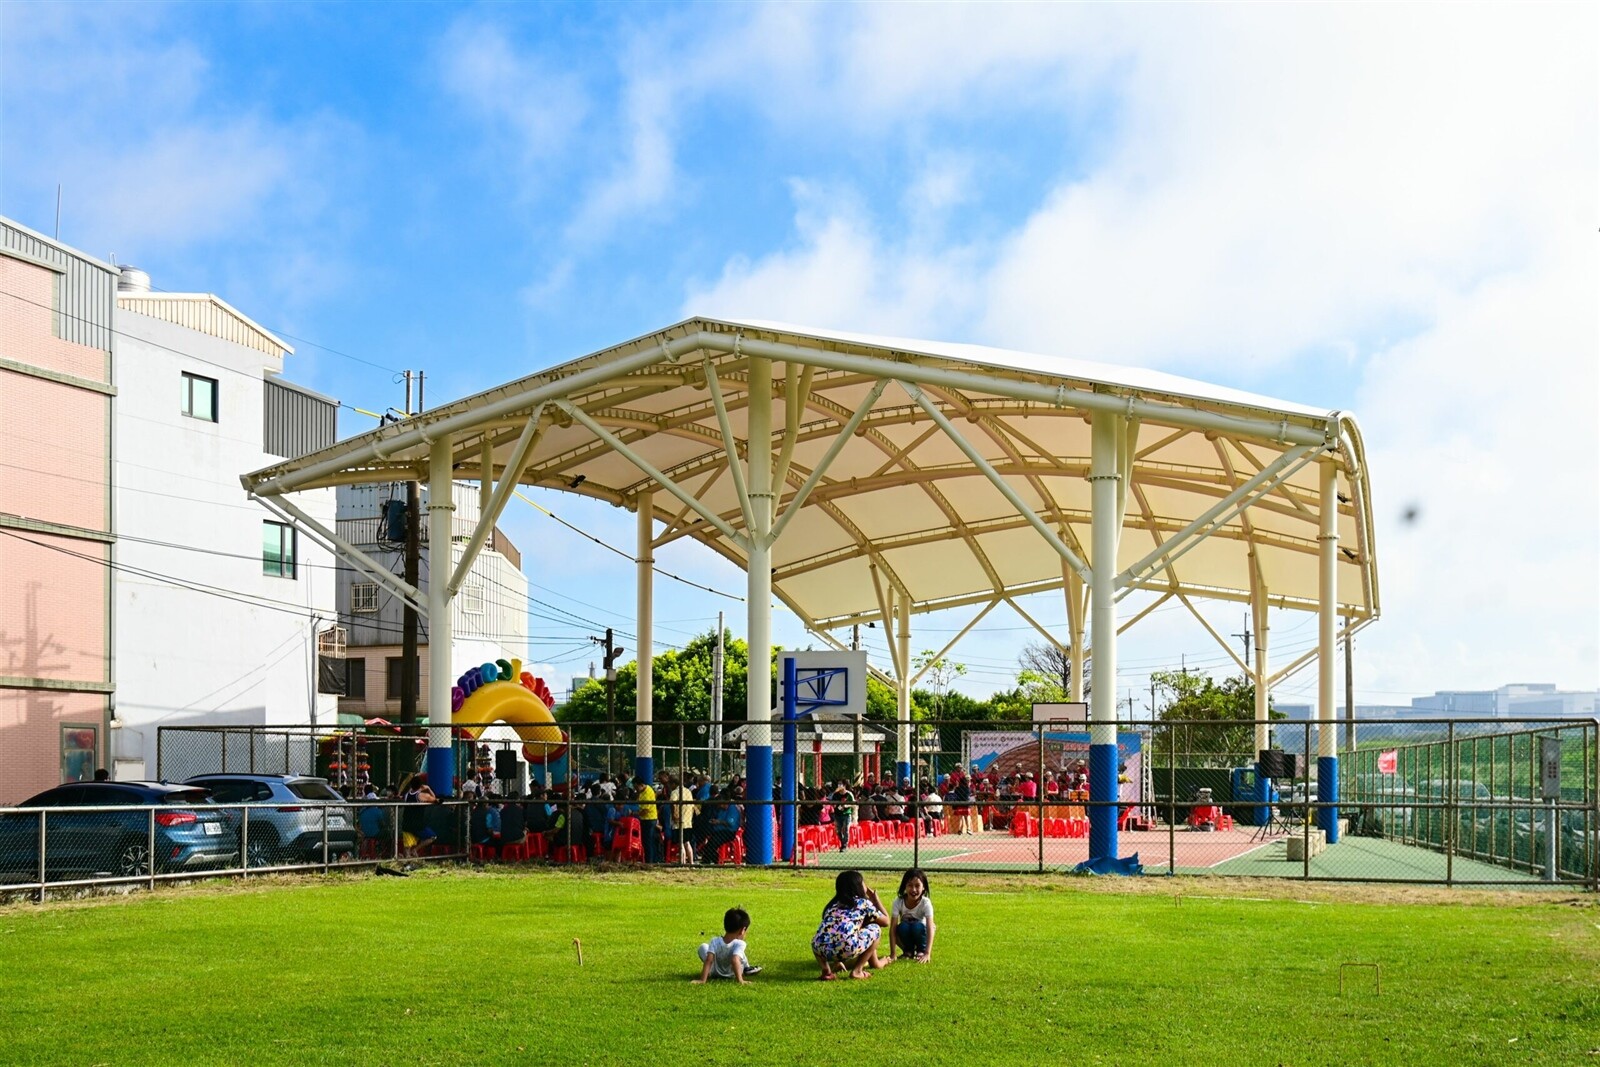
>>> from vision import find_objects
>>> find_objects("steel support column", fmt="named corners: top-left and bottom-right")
top-left (896, 595), bottom-right (912, 785)
top-left (744, 358), bottom-right (775, 866)
top-left (636, 490), bottom-right (654, 786)
top-left (1316, 460), bottom-right (1340, 843)
top-left (1088, 413), bottom-right (1121, 861)
top-left (426, 437), bottom-right (456, 795)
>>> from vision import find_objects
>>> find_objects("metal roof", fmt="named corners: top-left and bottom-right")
top-left (243, 317), bottom-right (1378, 644)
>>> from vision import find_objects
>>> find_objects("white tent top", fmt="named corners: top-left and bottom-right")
top-left (244, 317), bottom-right (1377, 643)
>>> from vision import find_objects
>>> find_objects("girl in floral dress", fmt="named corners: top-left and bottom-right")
top-left (811, 870), bottom-right (893, 980)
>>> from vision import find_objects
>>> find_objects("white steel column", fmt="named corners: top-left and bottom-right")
top-left (1316, 458), bottom-right (1340, 842)
top-left (1066, 564), bottom-right (1086, 702)
top-left (635, 490), bottom-right (654, 785)
top-left (1087, 413), bottom-right (1121, 860)
top-left (425, 437), bottom-right (457, 795)
top-left (1253, 583), bottom-right (1270, 756)
top-left (896, 595), bottom-right (912, 784)
top-left (744, 358), bottom-right (775, 865)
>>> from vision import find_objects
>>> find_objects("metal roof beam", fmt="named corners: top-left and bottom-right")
top-left (700, 333), bottom-right (1331, 449)
top-left (554, 398), bottom-right (748, 549)
top-left (449, 403), bottom-right (546, 596)
top-left (771, 379), bottom-right (888, 542)
top-left (254, 493), bottom-right (425, 614)
top-left (1116, 443), bottom-right (1321, 591)
top-left (899, 379), bottom-right (1093, 584)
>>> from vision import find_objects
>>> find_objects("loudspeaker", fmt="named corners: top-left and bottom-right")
top-left (495, 749), bottom-right (520, 780)
top-left (1257, 749), bottom-right (1299, 780)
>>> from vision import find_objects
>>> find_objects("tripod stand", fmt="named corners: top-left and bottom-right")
top-left (1250, 778), bottom-right (1297, 842)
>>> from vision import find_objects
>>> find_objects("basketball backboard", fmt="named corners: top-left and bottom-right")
top-left (778, 650), bottom-right (868, 718)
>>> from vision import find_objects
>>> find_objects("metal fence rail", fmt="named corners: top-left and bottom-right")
top-left (6, 713), bottom-right (1577, 900)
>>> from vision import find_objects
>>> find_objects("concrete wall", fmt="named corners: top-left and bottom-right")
top-left (0, 235), bottom-right (116, 804)
top-left (111, 309), bottom-right (338, 779)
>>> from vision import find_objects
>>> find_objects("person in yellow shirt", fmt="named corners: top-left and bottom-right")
top-left (633, 775), bottom-right (661, 863)
top-left (668, 774), bottom-right (699, 864)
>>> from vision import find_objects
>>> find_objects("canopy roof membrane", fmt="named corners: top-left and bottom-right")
top-left (244, 318), bottom-right (1378, 645)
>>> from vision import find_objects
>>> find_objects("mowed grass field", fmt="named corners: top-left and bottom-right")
top-left (1, 867), bottom-right (1596, 1066)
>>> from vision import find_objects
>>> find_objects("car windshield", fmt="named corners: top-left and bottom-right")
top-left (163, 789), bottom-right (211, 805)
top-left (289, 781), bottom-right (342, 802)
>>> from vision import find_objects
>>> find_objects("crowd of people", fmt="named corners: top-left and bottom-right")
top-left (356, 759), bottom-right (1113, 862)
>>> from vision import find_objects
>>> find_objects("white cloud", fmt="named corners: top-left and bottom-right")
top-left (682, 5), bottom-right (1598, 696)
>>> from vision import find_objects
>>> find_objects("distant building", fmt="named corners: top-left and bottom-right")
top-left (334, 481), bottom-right (528, 723)
top-left (0, 218), bottom-right (119, 802)
top-left (0, 215), bottom-right (340, 801)
top-left (1277, 682), bottom-right (1600, 726)
top-left (111, 267), bottom-right (340, 781)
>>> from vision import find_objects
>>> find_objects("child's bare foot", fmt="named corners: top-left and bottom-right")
top-left (818, 971), bottom-right (836, 981)
top-left (873, 955), bottom-right (894, 968)
top-left (849, 969), bottom-right (871, 979)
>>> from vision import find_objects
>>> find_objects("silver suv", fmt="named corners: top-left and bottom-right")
top-left (185, 774), bottom-right (357, 868)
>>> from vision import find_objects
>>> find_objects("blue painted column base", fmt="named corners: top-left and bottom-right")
top-left (895, 761), bottom-right (912, 786)
top-left (745, 744), bottom-right (774, 866)
top-left (635, 756), bottom-right (654, 788)
top-left (1317, 756), bottom-right (1340, 843)
top-left (426, 745), bottom-right (455, 797)
top-left (1089, 742), bottom-right (1119, 861)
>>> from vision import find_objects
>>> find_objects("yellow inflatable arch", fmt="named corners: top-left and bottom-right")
top-left (450, 659), bottom-right (567, 763)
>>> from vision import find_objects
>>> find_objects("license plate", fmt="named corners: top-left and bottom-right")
top-left (204, 822), bottom-right (223, 835)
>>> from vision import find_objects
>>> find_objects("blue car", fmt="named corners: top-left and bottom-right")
top-left (0, 781), bottom-right (238, 884)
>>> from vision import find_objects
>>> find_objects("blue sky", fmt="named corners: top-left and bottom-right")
top-left (3, 2), bottom-right (1595, 705)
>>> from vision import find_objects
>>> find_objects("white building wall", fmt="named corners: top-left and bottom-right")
top-left (112, 310), bottom-right (337, 778)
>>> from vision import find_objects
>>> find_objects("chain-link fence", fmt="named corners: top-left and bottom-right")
top-left (3, 715), bottom-right (1588, 901)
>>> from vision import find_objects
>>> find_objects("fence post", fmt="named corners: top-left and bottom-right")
top-left (147, 807), bottom-right (157, 892)
top-left (249, 729), bottom-right (256, 775)
top-left (36, 808), bottom-right (47, 904)
top-left (323, 805), bottom-right (331, 875)
top-left (1167, 721), bottom-right (1176, 877)
top-left (1036, 719), bottom-right (1045, 874)
top-left (678, 722), bottom-right (688, 866)
top-left (1445, 721), bottom-right (1455, 887)
top-left (241, 807), bottom-right (251, 876)
top-left (1302, 721), bottom-right (1311, 881)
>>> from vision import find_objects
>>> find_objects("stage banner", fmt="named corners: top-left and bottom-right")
top-left (964, 731), bottom-right (1143, 804)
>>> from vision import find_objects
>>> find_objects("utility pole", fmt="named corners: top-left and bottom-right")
top-left (1231, 613), bottom-right (1253, 666)
top-left (593, 628), bottom-right (625, 775)
top-left (711, 610), bottom-right (725, 780)
top-left (400, 371), bottom-right (424, 727)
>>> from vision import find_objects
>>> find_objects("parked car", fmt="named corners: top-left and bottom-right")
top-left (184, 774), bottom-right (357, 868)
top-left (0, 782), bottom-right (237, 883)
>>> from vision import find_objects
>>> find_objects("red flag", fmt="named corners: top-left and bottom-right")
top-left (1376, 749), bottom-right (1397, 774)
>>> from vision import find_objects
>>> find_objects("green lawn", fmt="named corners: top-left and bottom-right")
top-left (1, 868), bottom-right (1596, 1066)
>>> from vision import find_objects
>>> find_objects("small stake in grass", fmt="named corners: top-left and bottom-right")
top-left (574, 938), bottom-right (584, 966)
top-left (1339, 962), bottom-right (1380, 995)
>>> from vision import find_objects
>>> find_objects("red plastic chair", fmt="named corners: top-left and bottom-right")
top-left (717, 829), bottom-right (745, 866)
top-left (469, 843), bottom-right (496, 862)
top-left (610, 818), bottom-right (644, 863)
top-left (553, 842), bottom-right (588, 864)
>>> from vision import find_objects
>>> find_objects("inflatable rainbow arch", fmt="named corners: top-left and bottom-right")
top-left (451, 658), bottom-right (568, 768)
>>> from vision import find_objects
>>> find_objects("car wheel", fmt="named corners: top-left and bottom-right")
top-left (117, 839), bottom-right (152, 878)
top-left (246, 836), bottom-right (280, 869)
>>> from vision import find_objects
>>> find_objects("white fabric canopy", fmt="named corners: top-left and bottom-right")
top-left (244, 317), bottom-right (1378, 640)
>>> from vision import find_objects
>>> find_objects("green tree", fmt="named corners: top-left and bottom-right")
top-left (1149, 671), bottom-right (1275, 768)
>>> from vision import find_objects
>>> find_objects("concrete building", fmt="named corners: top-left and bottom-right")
top-left (0, 218), bottom-right (118, 803)
top-left (1277, 682), bottom-right (1600, 727)
top-left (334, 481), bottom-right (528, 723)
top-left (109, 269), bottom-right (340, 780)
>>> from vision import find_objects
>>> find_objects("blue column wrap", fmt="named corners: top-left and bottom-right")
top-left (1317, 756), bottom-right (1340, 843)
top-left (1089, 742), bottom-right (1119, 861)
top-left (426, 745), bottom-right (455, 798)
top-left (745, 745), bottom-right (774, 866)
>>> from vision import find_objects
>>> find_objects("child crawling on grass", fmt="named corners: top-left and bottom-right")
top-left (811, 870), bottom-right (893, 980)
top-left (692, 907), bottom-right (762, 985)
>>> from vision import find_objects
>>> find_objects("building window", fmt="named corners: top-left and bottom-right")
top-left (345, 659), bottom-right (367, 700)
top-left (460, 583), bottom-right (486, 615)
top-left (351, 583), bottom-right (379, 613)
top-left (385, 656), bottom-right (418, 701)
top-left (181, 372), bottom-right (219, 422)
top-left (262, 521), bottom-right (297, 578)
top-left (61, 725), bottom-right (98, 783)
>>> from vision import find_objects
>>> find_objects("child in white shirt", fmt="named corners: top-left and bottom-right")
top-left (890, 868), bottom-right (936, 962)
top-left (692, 907), bottom-right (762, 984)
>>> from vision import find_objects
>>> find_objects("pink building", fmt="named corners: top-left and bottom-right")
top-left (0, 218), bottom-right (118, 803)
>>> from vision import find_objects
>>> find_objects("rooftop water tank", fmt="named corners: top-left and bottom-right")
top-left (117, 266), bottom-right (151, 293)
